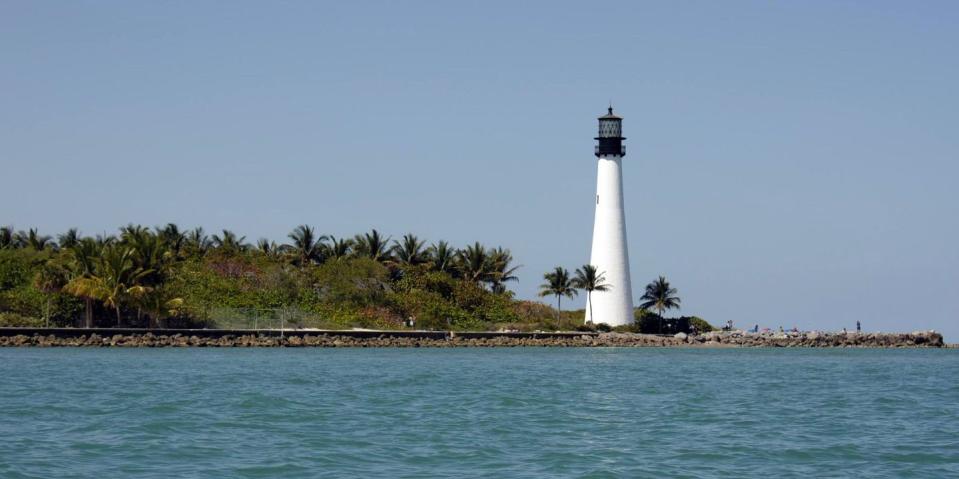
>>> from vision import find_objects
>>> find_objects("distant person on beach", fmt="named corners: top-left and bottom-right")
top-left (857, 321), bottom-right (861, 333)
top-left (751, 324), bottom-right (759, 333)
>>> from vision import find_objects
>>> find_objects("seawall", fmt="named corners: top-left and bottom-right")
top-left (0, 328), bottom-right (945, 348)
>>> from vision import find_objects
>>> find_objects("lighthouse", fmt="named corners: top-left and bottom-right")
top-left (585, 107), bottom-right (635, 326)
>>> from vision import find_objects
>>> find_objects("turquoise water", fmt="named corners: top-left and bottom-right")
top-left (1, 348), bottom-right (957, 478)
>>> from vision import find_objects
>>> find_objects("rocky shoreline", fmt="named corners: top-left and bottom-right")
top-left (0, 329), bottom-right (945, 348)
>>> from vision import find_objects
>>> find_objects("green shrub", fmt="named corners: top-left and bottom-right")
top-left (0, 312), bottom-right (44, 327)
top-left (688, 316), bottom-right (715, 332)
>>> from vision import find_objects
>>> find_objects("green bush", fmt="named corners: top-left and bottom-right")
top-left (0, 312), bottom-right (44, 327)
top-left (688, 316), bottom-right (715, 332)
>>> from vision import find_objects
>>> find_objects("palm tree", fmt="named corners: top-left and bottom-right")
top-left (211, 229), bottom-right (247, 253)
top-left (353, 229), bottom-right (392, 263)
top-left (324, 236), bottom-right (353, 261)
top-left (538, 267), bottom-right (577, 321)
top-left (65, 238), bottom-right (102, 327)
top-left (0, 226), bottom-right (14, 249)
top-left (125, 232), bottom-right (176, 323)
top-left (256, 238), bottom-right (281, 257)
top-left (64, 245), bottom-right (149, 327)
top-left (427, 240), bottom-right (455, 274)
top-left (572, 264), bottom-right (611, 324)
top-left (57, 228), bottom-right (81, 250)
top-left (287, 224), bottom-right (327, 265)
top-left (456, 242), bottom-right (490, 283)
top-left (639, 276), bottom-right (681, 334)
top-left (140, 286), bottom-right (184, 329)
top-left (119, 224), bottom-right (151, 252)
top-left (18, 228), bottom-right (55, 250)
top-left (186, 227), bottom-right (211, 255)
top-left (392, 234), bottom-right (428, 266)
top-left (156, 223), bottom-right (186, 257)
top-left (33, 262), bottom-right (69, 327)
top-left (487, 247), bottom-right (520, 294)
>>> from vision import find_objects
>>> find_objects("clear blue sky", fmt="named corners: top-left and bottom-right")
top-left (3, 1), bottom-right (957, 338)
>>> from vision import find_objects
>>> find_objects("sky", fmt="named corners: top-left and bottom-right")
top-left (2, 1), bottom-right (957, 339)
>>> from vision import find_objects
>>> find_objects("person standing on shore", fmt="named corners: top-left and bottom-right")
top-left (857, 320), bottom-right (861, 333)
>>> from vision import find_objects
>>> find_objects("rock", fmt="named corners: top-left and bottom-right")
top-left (674, 332), bottom-right (688, 340)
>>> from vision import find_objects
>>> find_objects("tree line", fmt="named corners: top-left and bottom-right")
top-left (0, 224), bottom-right (522, 329)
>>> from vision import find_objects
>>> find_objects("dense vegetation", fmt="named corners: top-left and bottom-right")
top-left (0, 224), bottom-right (711, 332)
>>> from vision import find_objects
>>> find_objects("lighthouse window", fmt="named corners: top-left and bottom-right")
top-left (596, 195), bottom-right (599, 204)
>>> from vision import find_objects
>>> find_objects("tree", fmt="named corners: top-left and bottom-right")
top-left (353, 229), bottom-right (392, 263)
top-left (0, 226), bottom-right (14, 249)
top-left (57, 228), bottom-right (81, 250)
top-left (185, 227), bottom-right (211, 255)
top-left (64, 245), bottom-right (149, 327)
top-left (211, 230), bottom-right (248, 254)
top-left (487, 247), bottom-right (520, 294)
top-left (572, 264), bottom-right (611, 324)
top-left (287, 225), bottom-right (327, 265)
top-left (392, 234), bottom-right (428, 266)
top-left (427, 241), bottom-right (455, 274)
top-left (156, 223), bottom-right (186, 257)
top-left (256, 238), bottom-right (281, 257)
top-left (639, 276), bottom-right (681, 334)
top-left (33, 261), bottom-right (69, 327)
top-left (17, 228), bottom-right (55, 251)
top-left (140, 286), bottom-right (184, 328)
top-left (538, 267), bottom-right (577, 321)
top-left (324, 236), bottom-right (353, 261)
top-left (65, 238), bottom-right (102, 327)
top-left (456, 242), bottom-right (490, 283)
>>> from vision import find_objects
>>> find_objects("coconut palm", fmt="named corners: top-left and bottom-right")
top-left (427, 241), bottom-right (455, 274)
top-left (539, 267), bottom-right (577, 321)
top-left (287, 225), bottom-right (327, 265)
top-left (65, 238), bottom-right (102, 327)
top-left (572, 264), bottom-right (611, 324)
top-left (392, 234), bottom-right (428, 266)
top-left (57, 228), bottom-right (81, 250)
top-left (0, 226), bottom-right (14, 249)
top-left (211, 229), bottom-right (247, 253)
top-left (456, 242), bottom-right (491, 283)
top-left (119, 224), bottom-right (151, 246)
top-left (156, 223), bottom-right (186, 257)
top-left (324, 236), bottom-right (353, 261)
top-left (353, 229), bottom-right (392, 263)
top-left (33, 262), bottom-right (69, 327)
top-left (256, 238), bottom-right (281, 257)
top-left (140, 286), bottom-right (184, 329)
top-left (125, 233), bottom-right (177, 323)
top-left (64, 245), bottom-right (150, 327)
top-left (487, 247), bottom-right (520, 294)
top-left (639, 276), bottom-right (681, 333)
top-left (17, 228), bottom-right (55, 250)
top-left (185, 227), bottom-right (211, 255)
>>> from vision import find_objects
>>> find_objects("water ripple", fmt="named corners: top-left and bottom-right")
top-left (0, 348), bottom-right (957, 478)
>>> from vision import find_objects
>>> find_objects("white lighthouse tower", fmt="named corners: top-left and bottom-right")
top-left (585, 107), bottom-right (634, 326)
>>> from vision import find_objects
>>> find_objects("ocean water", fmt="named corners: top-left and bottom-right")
top-left (1, 348), bottom-right (957, 478)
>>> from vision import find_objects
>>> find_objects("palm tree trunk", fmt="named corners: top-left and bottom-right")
top-left (556, 294), bottom-right (561, 322)
top-left (85, 298), bottom-right (93, 328)
top-left (115, 306), bottom-right (122, 327)
top-left (587, 291), bottom-right (593, 325)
